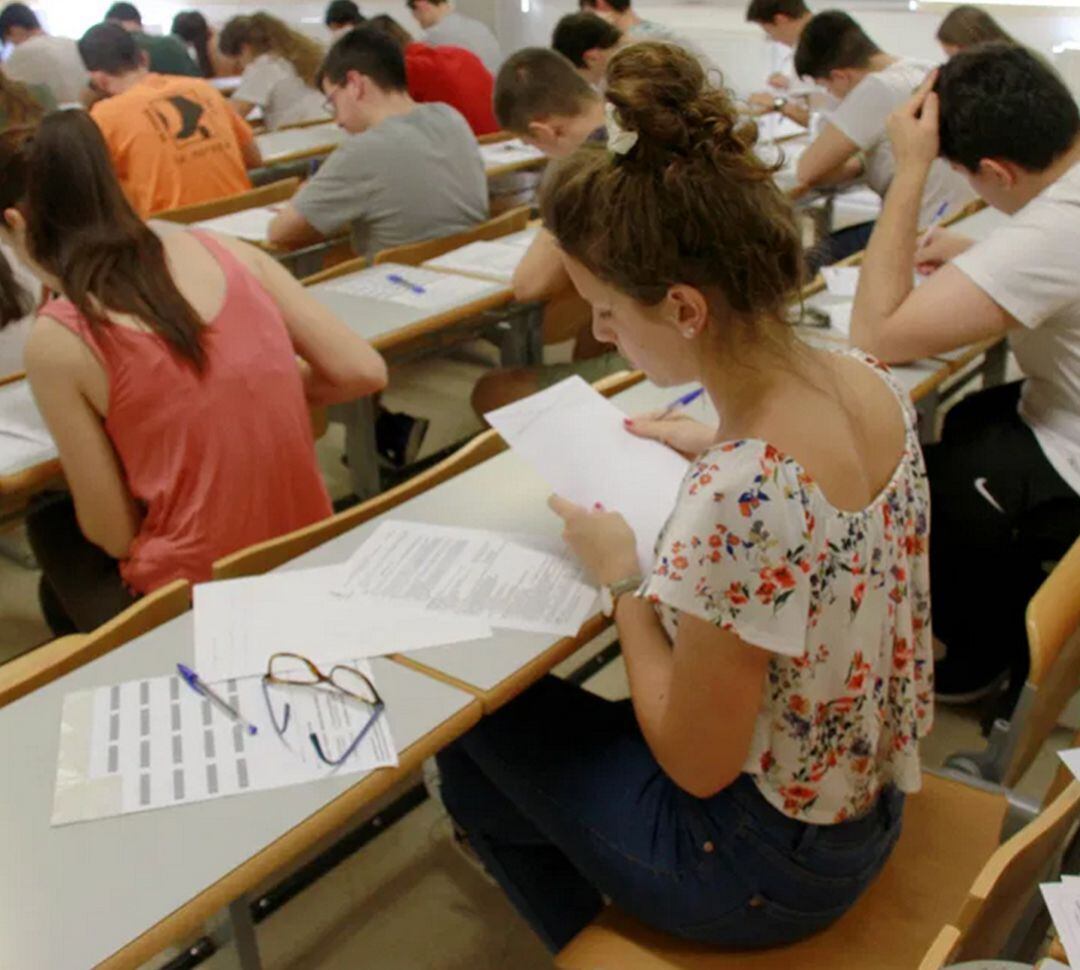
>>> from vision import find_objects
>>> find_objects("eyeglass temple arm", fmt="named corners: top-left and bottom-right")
top-left (310, 700), bottom-right (386, 768)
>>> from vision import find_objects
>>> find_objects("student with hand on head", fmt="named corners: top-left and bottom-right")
top-left (406, 0), bottom-right (501, 74)
top-left (0, 111), bottom-right (386, 634)
top-left (268, 26), bottom-right (487, 255)
top-left (78, 22), bottom-right (260, 217)
top-left (218, 13), bottom-right (329, 130)
top-left (326, 0), bottom-right (365, 40)
top-left (793, 10), bottom-right (974, 265)
top-left (440, 40), bottom-right (929, 953)
top-left (0, 2), bottom-right (89, 106)
top-left (744, 0), bottom-right (813, 127)
top-left (852, 45), bottom-right (1080, 706)
top-left (552, 12), bottom-right (623, 89)
top-left (105, 2), bottom-right (200, 76)
top-left (366, 14), bottom-right (498, 136)
top-left (936, 6), bottom-right (1015, 58)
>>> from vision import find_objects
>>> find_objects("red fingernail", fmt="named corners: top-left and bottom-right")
top-left (594, 502), bottom-right (604, 510)
top-left (623, 418), bottom-right (633, 426)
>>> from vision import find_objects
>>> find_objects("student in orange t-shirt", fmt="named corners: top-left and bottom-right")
top-left (367, 15), bottom-right (498, 135)
top-left (77, 22), bottom-right (262, 218)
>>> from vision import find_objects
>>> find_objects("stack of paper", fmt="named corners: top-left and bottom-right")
top-left (480, 139), bottom-right (547, 170)
top-left (194, 206), bottom-right (279, 242)
top-left (321, 264), bottom-right (499, 309)
top-left (485, 376), bottom-right (692, 573)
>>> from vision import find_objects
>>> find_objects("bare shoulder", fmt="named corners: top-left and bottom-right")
top-left (24, 313), bottom-right (90, 379)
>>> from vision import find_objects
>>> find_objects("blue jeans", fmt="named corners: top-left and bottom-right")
top-left (437, 676), bottom-right (904, 953)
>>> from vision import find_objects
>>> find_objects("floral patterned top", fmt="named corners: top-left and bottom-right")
top-left (639, 351), bottom-right (932, 824)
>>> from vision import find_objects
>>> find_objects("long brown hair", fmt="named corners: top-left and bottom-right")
top-left (540, 42), bottom-right (803, 349)
top-left (0, 75), bottom-right (46, 128)
top-left (219, 13), bottom-right (326, 86)
top-left (0, 111), bottom-right (206, 368)
top-left (936, 6), bottom-right (1015, 49)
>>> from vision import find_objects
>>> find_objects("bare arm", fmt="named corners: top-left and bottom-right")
top-left (230, 98), bottom-right (257, 121)
top-left (25, 319), bottom-right (142, 559)
top-left (212, 234), bottom-right (387, 404)
top-left (512, 228), bottom-right (570, 302)
top-left (267, 204), bottom-right (325, 248)
top-left (795, 121), bottom-right (863, 190)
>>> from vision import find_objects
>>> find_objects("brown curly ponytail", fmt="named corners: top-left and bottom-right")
top-left (540, 42), bottom-right (803, 345)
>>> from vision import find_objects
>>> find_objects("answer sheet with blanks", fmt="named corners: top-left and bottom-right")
top-left (333, 521), bottom-right (597, 637)
top-left (52, 662), bottom-right (397, 826)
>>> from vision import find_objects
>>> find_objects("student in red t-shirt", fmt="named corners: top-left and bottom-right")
top-left (367, 15), bottom-right (498, 135)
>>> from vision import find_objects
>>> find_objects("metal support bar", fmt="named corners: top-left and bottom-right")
top-left (228, 896), bottom-right (263, 970)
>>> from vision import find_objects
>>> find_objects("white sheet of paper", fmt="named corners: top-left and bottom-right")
top-left (52, 663), bottom-right (397, 826)
top-left (827, 302), bottom-right (853, 336)
top-left (758, 114), bottom-right (806, 142)
top-left (480, 139), bottom-right (546, 169)
top-left (334, 520), bottom-right (597, 636)
top-left (323, 264), bottom-right (498, 309)
top-left (0, 379), bottom-right (57, 476)
top-left (1059, 747), bottom-right (1080, 782)
top-left (193, 565), bottom-right (492, 682)
top-left (194, 206), bottom-right (278, 242)
top-left (821, 266), bottom-right (860, 298)
top-left (1041, 882), bottom-right (1080, 969)
top-left (423, 240), bottom-right (526, 283)
top-left (485, 376), bottom-right (690, 573)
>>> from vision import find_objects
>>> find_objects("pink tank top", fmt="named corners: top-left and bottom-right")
top-left (41, 231), bottom-right (333, 594)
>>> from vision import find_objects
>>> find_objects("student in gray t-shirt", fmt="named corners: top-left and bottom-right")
top-left (407, 0), bottom-right (502, 74)
top-left (0, 3), bottom-right (89, 105)
top-left (268, 25), bottom-right (488, 258)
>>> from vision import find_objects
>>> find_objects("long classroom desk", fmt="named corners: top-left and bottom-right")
top-left (254, 122), bottom-right (348, 167)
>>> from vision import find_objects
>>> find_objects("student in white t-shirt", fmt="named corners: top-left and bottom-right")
top-left (218, 13), bottom-right (329, 130)
top-left (792, 11), bottom-right (974, 265)
top-left (852, 44), bottom-right (1080, 708)
top-left (743, 0), bottom-right (813, 128)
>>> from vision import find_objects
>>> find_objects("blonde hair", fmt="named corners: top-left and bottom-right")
top-left (219, 13), bottom-right (325, 86)
top-left (541, 42), bottom-right (803, 346)
top-left (936, 6), bottom-right (1015, 49)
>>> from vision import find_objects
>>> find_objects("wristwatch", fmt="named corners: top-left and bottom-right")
top-left (773, 96), bottom-right (788, 113)
top-left (601, 575), bottom-right (643, 617)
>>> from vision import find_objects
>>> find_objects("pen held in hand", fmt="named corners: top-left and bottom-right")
top-left (657, 387), bottom-right (705, 420)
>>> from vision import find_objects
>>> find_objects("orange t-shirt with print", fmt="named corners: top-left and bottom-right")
top-left (90, 73), bottom-right (254, 218)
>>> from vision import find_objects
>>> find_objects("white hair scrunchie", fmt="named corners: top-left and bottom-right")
top-left (605, 101), bottom-right (639, 156)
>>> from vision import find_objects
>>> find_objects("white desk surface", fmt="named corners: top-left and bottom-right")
top-left (255, 123), bottom-right (347, 164)
top-left (0, 612), bottom-right (477, 970)
top-left (0, 377), bottom-right (56, 478)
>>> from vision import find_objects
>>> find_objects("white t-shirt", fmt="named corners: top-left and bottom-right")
top-left (828, 58), bottom-right (975, 226)
top-left (423, 12), bottom-right (502, 75)
top-left (952, 164), bottom-right (1080, 495)
top-left (233, 54), bottom-right (328, 131)
top-left (3, 33), bottom-right (87, 106)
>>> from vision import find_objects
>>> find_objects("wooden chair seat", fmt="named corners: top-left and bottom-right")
top-left (556, 773), bottom-right (1008, 970)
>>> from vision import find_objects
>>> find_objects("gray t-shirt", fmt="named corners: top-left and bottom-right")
top-left (3, 33), bottom-right (87, 105)
top-left (828, 58), bottom-right (975, 226)
top-left (423, 11), bottom-right (502, 75)
top-left (952, 163), bottom-right (1080, 495)
top-left (233, 53), bottom-right (329, 131)
top-left (293, 102), bottom-right (489, 259)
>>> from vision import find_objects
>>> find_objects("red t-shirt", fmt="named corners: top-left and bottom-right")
top-left (404, 42), bottom-right (498, 136)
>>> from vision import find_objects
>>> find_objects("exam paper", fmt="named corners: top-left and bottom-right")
top-left (323, 264), bottom-right (499, 309)
top-left (194, 206), bottom-right (278, 242)
top-left (52, 662), bottom-right (397, 826)
top-left (821, 266), bottom-right (860, 298)
top-left (480, 139), bottom-right (546, 169)
top-left (1041, 881), bottom-right (1080, 969)
top-left (485, 376), bottom-right (691, 573)
top-left (758, 114), bottom-right (807, 143)
top-left (193, 565), bottom-right (493, 683)
top-left (424, 240), bottom-right (528, 283)
top-left (334, 520), bottom-right (597, 636)
top-left (0, 379), bottom-right (57, 475)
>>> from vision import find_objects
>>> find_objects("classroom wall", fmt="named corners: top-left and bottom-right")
top-left (26, 0), bottom-right (1080, 98)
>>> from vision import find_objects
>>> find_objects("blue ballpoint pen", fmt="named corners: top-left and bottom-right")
top-left (658, 387), bottom-right (705, 419)
top-left (918, 201), bottom-right (950, 248)
top-left (177, 663), bottom-right (258, 735)
top-left (386, 273), bottom-right (426, 295)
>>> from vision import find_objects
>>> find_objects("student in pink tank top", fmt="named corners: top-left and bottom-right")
top-left (0, 111), bottom-right (387, 633)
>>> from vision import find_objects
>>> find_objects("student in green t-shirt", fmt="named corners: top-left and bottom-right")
top-left (104, 2), bottom-right (199, 76)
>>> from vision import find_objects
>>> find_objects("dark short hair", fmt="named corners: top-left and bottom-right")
top-left (316, 24), bottom-right (407, 92)
top-left (936, 42), bottom-right (1080, 173)
top-left (579, 0), bottom-right (630, 12)
top-left (745, 0), bottom-right (809, 24)
top-left (79, 21), bottom-right (142, 74)
top-left (794, 10), bottom-right (879, 79)
top-left (105, 2), bottom-right (141, 24)
top-left (494, 47), bottom-right (598, 133)
top-left (366, 14), bottom-right (412, 49)
top-left (326, 0), bottom-right (364, 28)
top-left (0, 3), bottom-right (40, 38)
top-left (552, 13), bottom-right (621, 69)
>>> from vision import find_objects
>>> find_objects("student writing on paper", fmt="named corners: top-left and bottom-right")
top-left (0, 113), bottom-right (386, 634)
top-left (77, 22), bottom-right (261, 218)
top-left (851, 47), bottom-right (1080, 710)
top-left (744, 0), bottom-right (813, 128)
top-left (792, 11), bottom-right (974, 269)
top-left (437, 42), bottom-right (930, 954)
top-left (471, 49), bottom-right (625, 415)
top-left (218, 14), bottom-right (330, 131)
top-left (268, 27), bottom-right (488, 257)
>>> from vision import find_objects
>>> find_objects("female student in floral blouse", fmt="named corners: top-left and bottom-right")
top-left (435, 42), bottom-right (932, 953)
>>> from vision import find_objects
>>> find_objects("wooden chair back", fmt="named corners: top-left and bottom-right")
top-left (0, 580), bottom-right (190, 708)
top-left (213, 368), bottom-right (644, 580)
top-left (951, 780), bottom-right (1080, 963)
top-left (373, 207), bottom-right (532, 267)
top-left (915, 926), bottom-right (961, 970)
top-left (1003, 534), bottom-right (1080, 787)
top-left (478, 130), bottom-right (512, 144)
top-left (300, 254), bottom-right (368, 287)
top-left (155, 178), bottom-right (300, 225)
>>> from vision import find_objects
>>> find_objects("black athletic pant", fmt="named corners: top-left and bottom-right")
top-left (924, 382), bottom-right (1080, 691)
